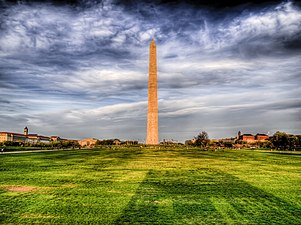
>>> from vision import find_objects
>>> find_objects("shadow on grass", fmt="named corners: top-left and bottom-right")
top-left (115, 169), bottom-right (301, 225)
top-left (262, 151), bottom-right (301, 156)
top-left (0, 148), bottom-right (144, 192)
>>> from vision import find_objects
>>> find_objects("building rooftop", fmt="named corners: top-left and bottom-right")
top-left (242, 134), bottom-right (254, 136)
top-left (0, 132), bottom-right (26, 136)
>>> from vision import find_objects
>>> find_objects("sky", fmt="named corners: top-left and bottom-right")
top-left (0, 0), bottom-right (301, 142)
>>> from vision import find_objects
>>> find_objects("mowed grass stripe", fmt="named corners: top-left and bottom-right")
top-left (0, 147), bottom-right (300, 224)
top-left (0, 148), bottom-right (148, 224)
top-left (115, 168), bottom-right (300, 225)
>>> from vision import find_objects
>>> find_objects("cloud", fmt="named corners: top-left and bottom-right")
top-left (0, 0), bottom-right (300, 141)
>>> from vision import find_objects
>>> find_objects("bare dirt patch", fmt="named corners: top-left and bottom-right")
top-left (3, 186), bottom-right (36, 192)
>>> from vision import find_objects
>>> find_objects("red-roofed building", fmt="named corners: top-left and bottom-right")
top-left (0, 132), bottom-right (27, 142)
top-left (255, 134), bottom-right (269, 141)
top-left (241, 134), bottom-right (255, 142)
top-left (0, 127), bottom-right (51, 143)
top-left (237, 131), bottom-right (269, 143)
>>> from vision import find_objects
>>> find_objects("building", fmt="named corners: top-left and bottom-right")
top-left (241, 134), bottom-right (255, 142)
top-left (24, 126), bottom-right (28, 135)
top-left (113, 139), bottom-right (121, 145)
top-left (51, 136), bottom-right (61, 142)
top-left (0, 127), bottom-right (59, 144)
top-left (0, 132), bottom-right (27, 142)
top-left (237, 131), bottom-right (269, 143)
top-left (78, 138), bottom-right (98, 147)
top-left (255, 133), bottom-right (269, 141)
top-left (146, 39), bottom-right (159, 145)
top-left (27, 134), bottom-right (51, 144)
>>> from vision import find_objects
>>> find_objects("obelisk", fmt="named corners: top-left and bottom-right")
top-left (146, 39), bottom-right (158, 145)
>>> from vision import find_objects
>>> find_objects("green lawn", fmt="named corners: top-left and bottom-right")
top-left (0, 147), bottom-right (300, 224)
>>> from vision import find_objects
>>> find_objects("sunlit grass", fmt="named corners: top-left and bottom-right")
top-left (0, 147), bottom-right (300, 224)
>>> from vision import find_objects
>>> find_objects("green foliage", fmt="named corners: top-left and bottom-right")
top-left (96, 139), bottom-right (121, 145)
top-left (0, 140), bottom-right (81, 151)
top-left (96, 139), bottom-right (114, 145)
top-left (194, 131), bottom-right (210, 147)
top-left (61, 140), bottom-right (80, 149)
top-left (271, 131), bottom-right (301, 150)
top-left (271, 131), bottom-right (289, 149)
top-left (121, 140), bottom-right (139, 145)
top-left (223, 142), bottom-right (233, 148)
top-left (2, 141), bottom-right (22, 146)
top-left (236, 140), bottom-right (247, 144)
top-left (185, 139), bottom-right (194, 145)
top-left (0, 148), bottom-right (300, 224)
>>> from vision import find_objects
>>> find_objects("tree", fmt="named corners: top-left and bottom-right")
top-left (3, 141), bottom-right (21, 146)
top-left (297, 135), bottom-right (301, 147)
top-left (194, 131), bottom-right (209, 147)
top-left (271, 131), bottom-right (289, 150)
top-left (288, 136), bottom-right (298, 150)
top-left (96, 139), bottom-right (115, 145)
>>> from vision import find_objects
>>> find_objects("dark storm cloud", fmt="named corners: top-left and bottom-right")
top-left (0, 0), bottom-right (300, 140)
top-left (0, 98), bottom-right (10, 104)
top-left (115, 0), bottom-right (290, 9)
top-left (266, 100), bottom-right (301, 111)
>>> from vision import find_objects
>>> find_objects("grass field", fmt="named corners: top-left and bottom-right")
top-left (0, 147), bottom-right (300, 224)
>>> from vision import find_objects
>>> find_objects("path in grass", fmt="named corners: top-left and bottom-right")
top-left (0, 147), bottom-right (300, 224)
top-left (1, 149), bottom-right (72, 154)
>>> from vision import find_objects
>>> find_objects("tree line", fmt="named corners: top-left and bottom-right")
top-left (188, 131), bottom-right (301, 150)
top-left (1, 131), bottom-right (300, 151)
top-left (0, 140), bottom-right (80, 149)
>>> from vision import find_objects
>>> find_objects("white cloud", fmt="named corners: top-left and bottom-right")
top-left (218, 2), bottom-right (301, 49)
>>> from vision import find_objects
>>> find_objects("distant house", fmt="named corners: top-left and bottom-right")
top-left (51, 136), bottom-right (62, 142)
top-left (241, 134), bottom-right (255, 142)
top-left (113, 139), bottom-right (121, 145)
top-left (78, 138), bottom-right (98, 147)
top-left (255, 134), bottom-right (269, 141)
top-left (185, 138), bottom-right (197, 145)
top-left (27, 133), bottom-right (52, 143)
top-left (37, 135), bottom-right (51, 143)
top-left (237, 131), bottom-right (269, 143)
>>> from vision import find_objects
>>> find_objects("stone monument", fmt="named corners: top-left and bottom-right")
top-left (146, 39), bottom-right (158, 144)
